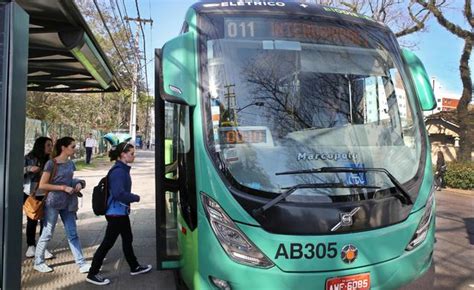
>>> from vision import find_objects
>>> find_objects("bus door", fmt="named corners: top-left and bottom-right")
top-left (156, 96), bottom-right (197, 270)
top-left (156, 49), bottom-right (180, 268)
top-left (155, 97), bottom-right (180, 269)
top-left (156, 49), bottom-right (198, 270)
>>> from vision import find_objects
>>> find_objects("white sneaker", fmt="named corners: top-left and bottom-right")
top-left (45, 249), bottom-right (54, 260)
top-left (25, 246), bottom-right (35, 258)
top-left (34, 263), bottom-right (53, 273)
top-left (79, 263), bottom-right (91, 273)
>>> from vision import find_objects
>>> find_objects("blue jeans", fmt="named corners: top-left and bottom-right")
top-left (34, 205), bottom-right (86, 267)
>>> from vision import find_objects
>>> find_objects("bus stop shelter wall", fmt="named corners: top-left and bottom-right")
top-left (1, 0), bottom-right (120, 288)
top-left (1, 2), bottom-right (28, 289)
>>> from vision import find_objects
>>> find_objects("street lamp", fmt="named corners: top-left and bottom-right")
top-left (236, 101), bottom-right (264, 112)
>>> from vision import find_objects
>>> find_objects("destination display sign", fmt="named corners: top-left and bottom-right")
top-left (218, 126), bottom-right (271, 145)
top-left (219, 127), bottom-right (267, 145)
top-left (224, 18), bottom-right (370, 47)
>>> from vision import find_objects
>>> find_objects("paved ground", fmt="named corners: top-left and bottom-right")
top-left (20, 150), bottom-right (474, 289)
top-left (21, 150), bottom-right (175, 289)
top-left (402, 188), bottom-right (474, 290)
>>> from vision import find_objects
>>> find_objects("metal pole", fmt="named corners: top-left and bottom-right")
top-left (124, 16), bottom-right (152, 144)
top-left (130, 29), bottom-right (139, 143)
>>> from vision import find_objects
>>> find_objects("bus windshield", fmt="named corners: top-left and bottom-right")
top-left (202, 15), bottom-right (422, 199)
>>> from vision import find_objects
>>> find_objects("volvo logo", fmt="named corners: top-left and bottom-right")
top-left (341, 244), bottom-right (358, 264)
top-left (331, 207), bottom-right (360, 232)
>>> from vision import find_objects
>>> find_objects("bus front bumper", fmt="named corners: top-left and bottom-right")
top-left (197, 220), bottom-right (435, 290)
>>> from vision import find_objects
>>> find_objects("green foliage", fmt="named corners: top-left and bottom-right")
top-left (26, 91), bottom-right (130, 133)
top-left (74, 160), bottom-right (95, 171)
top-left (75, 155), bottom-right (109, 171)
top-left (444, 162), bottom-right (474, 190)
top-left (25, 0), bottom-right (153, 139)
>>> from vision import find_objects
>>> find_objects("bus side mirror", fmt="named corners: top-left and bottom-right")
top-left (402, 49), bottom-right (436, 111)
top-left (161, 32), bottom-right (197, 106)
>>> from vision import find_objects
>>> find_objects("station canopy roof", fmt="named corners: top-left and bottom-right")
top-left (16, 0), bottom-right (121, 93)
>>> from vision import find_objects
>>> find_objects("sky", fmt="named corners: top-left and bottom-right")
top-left (126, 0), bottom-right (471, 98)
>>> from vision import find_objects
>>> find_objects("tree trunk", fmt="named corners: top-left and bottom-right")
top-left (456, 37), bottom-right (473, 162)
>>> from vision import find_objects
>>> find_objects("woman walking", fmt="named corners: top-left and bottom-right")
top-left (86, 142), bottom-right (151, 286)
top-left (34, 137), bottom-right (90, 273)
top-left (435, 151), bottom-right (447, 191)
top-left (23, 137), bottom-right (54, 259)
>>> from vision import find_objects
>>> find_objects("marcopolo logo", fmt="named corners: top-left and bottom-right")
top-left (203, 1), bottom-right (286, 8)
top-left (297, 152), bottom-right (358, 161)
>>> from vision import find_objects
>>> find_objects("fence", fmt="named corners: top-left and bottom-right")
top-left (24, 118), bottom-right (108, 160)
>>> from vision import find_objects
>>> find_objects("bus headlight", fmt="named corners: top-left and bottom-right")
top-left (406, 186), bottom-right (435, 251)
top-left (201, 193), bottom-right (274, 268)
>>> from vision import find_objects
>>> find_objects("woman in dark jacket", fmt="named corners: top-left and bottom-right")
top-left (435, 151), bottom-right (446, 190)
top-left (87, 142), bottom-right (152, 286)
top-left (23, 137), bottom-right (54, 259)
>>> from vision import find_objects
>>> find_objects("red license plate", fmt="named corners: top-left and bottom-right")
top-left (326, 273), bottom-right (370, 290)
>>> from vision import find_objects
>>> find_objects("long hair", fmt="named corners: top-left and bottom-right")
top-left (437, 151), bottom-right (445, 165)
top-left (27, 136), bottom-right (52, 167)
top-left (52, 137), bottom-right (75, 158)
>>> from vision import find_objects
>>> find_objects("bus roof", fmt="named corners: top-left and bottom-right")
top-left (191, 1), bottom-right (387, 30)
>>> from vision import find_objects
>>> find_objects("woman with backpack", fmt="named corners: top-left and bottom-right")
top-left (86, 142), bottom-right (151, 286)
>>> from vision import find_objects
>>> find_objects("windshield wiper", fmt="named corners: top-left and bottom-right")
top-left (275, 167), bottom-right (412, 205)
top-left (252, 182), bottom-right (381, 217)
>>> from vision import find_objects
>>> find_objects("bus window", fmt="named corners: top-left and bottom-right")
top-left (165, 102), bottom-right (196, 230)
top-left (163, 102), bottom-right (180, 258)
top-left (202, 15), bottom-right (422, 196)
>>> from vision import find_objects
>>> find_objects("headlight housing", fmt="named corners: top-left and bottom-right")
top-left (201, 193), bottom-right (274, 268)
top-left (406, 185), bottom-right (436, 251)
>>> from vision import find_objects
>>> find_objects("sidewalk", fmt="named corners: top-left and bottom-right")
top-left (21, 150), bottom-right (175, 289)
top-left (443, 187), bottom-right (474, 196)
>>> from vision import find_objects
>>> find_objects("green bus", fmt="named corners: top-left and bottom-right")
top-left (155, 2), bottom-right (437, 290)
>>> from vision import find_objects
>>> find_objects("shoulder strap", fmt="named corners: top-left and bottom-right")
top-left (51, 159), bottom-right (58, 179)
top-left (43, 159), bottom-right (58, 198)
top-left (105, 166), bottom-right (120, 186)
top-left (105, 166), bottom-right (121, 199)
top-left (30, 157), bottom-right (41, 195)
top-left (106, 166), bottom-right (120, 178)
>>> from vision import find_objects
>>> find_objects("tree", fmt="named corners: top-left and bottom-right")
top-left (76, 0), bottom-right (151, 136)
top-left (412, 0), bottom-right (473, 161)
top-left (303, 0), bottom-right (432, 41)
top-left (25, 0), bottom-right (152, 140)
top-left (304, 0), bottom-right (472, 161)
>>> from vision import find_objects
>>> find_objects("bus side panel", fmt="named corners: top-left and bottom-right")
top-left (177, 213), bottom-right (199, 289)
top-left (412, 134), bottom-right (435, 211)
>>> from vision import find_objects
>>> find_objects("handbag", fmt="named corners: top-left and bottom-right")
top-left (23, 160), bottom-right (57, 220)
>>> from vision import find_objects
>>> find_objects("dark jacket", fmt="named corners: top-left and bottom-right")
top-left (106, 160), bottom-right (140, 216)
top-left (24, 154), bottom-right (43, 195)
top-left (436, 157), bottom-right (446, 173)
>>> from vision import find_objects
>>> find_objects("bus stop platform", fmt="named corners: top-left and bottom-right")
top-left (20, 150), bottom-right (175, 289)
